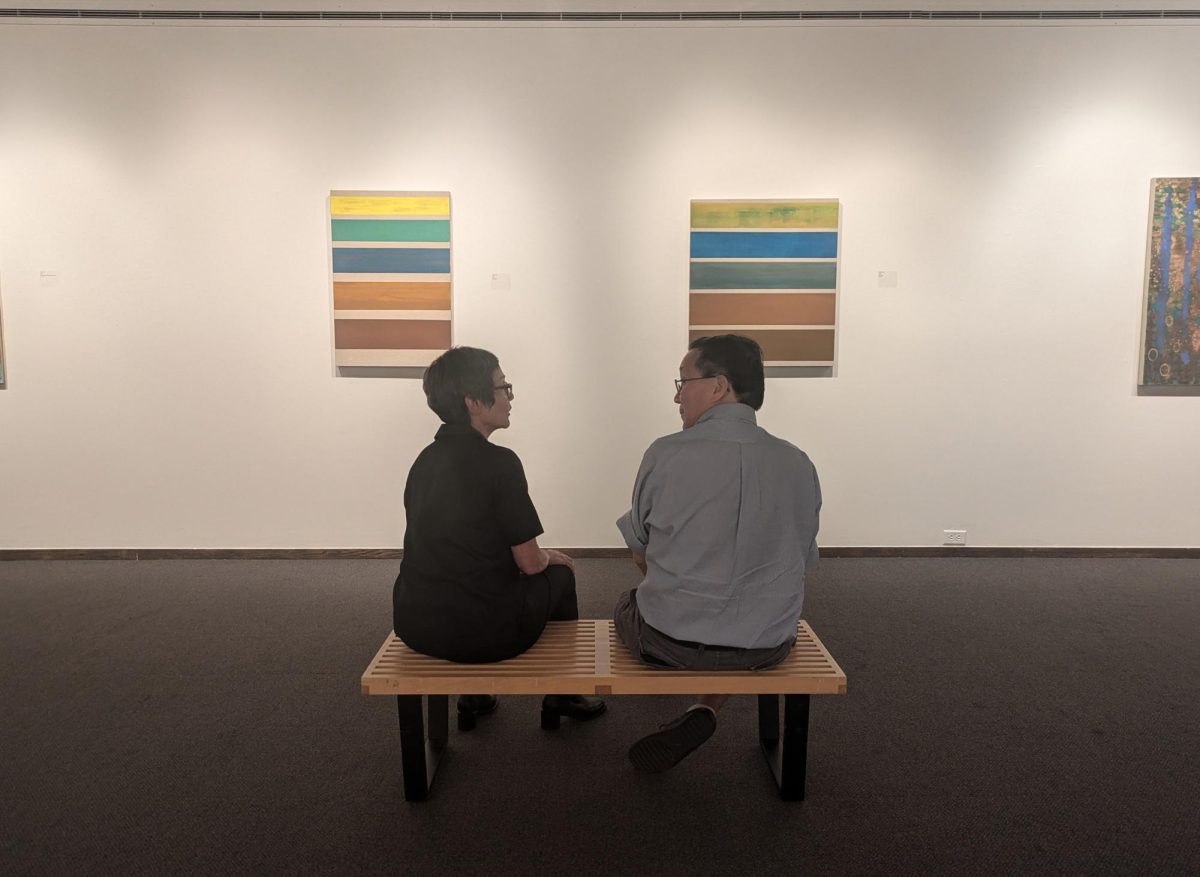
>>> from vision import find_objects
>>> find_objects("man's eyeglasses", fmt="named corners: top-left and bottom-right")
top-left (674, 375), bottom-right (720, 393)
top-left (494, 383), bottom-right (514, 400)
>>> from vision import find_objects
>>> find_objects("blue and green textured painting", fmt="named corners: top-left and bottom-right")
top-left (1144, 178), bottom-right (1200, 386)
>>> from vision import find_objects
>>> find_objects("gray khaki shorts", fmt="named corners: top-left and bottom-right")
top-left (612, 588), bottom-right (793, 672)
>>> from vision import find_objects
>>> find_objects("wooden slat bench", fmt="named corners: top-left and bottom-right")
top-left (362, 619), bottom-right (846, 802)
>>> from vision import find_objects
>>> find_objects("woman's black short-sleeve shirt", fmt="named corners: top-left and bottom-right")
top-left (392, 423), bottom-right (543, 660)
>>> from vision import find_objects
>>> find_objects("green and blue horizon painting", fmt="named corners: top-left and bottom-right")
top-left (1143, 178), bottom-right (1200, 386)
top-left (689, 199), bottom-right (839, 367)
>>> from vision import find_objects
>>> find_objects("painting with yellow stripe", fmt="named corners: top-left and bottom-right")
top-left (690, 199), bottom-right (839, 370)
top-left (329, 190), bottom-right (452, 371)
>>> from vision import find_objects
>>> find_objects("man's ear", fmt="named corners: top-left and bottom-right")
top-left (464, 396), bottom-right (481, 416)
top-left (714, 375), bottom-right (733, 399)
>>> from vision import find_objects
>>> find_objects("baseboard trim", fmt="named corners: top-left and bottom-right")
top-left (817, 547), bottom-right (1200, 559)
top-left (0, 549), bottom-right (406, 560)
top-left (1, 547), bottom-right (1197, 560)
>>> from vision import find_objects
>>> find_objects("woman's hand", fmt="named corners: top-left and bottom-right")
top-left (512, 538), bottom-right (548, 575)
top-left (512, 540), bottom-right (576, 576)
top-left (544, 549), bottom-right (576, 574)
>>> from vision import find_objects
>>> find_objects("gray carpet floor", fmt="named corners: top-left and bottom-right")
top-left (1, 557), bottom-right (1198, 876)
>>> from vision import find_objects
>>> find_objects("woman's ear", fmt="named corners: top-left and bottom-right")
top-left (464, 396), bottom-right (480, 416)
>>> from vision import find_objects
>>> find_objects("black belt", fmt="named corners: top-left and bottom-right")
top-left (649, 624), bottom-right (748, 652)
top-left (671, 639), bottom-right (747, 652)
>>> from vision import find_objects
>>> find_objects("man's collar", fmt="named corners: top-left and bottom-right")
top-left (435, 422), bottom-right (486, 440)
top-left (695, 402), bottom-right (757, 426)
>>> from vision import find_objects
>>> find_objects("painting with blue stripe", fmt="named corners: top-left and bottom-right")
top-left (331, 248), bottom-right (451, 275)
top-left (689, 198), bottom-right (840, 368)
top-left (690, 231), bottom-right (839, 260)
top-left (1143, 178), bottom-right (1200, 386)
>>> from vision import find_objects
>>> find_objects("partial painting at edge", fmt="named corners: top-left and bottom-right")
top-left (329, 190), bottom-right (452, 371)
top-left (0, 288), bottom-right (6, 389)
top-left (1143, 178), bottom-right (1200, 386)
top-left (689, 199), bottom-right (839, 368)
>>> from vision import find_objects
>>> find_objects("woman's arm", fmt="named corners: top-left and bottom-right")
top-left (511, 538), bottom-right (575, 575)
top-left (511, 538), bottom-right (550, 575)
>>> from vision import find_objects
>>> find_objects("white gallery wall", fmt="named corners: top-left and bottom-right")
top-left (2, 12), bottom-right (1199, 549)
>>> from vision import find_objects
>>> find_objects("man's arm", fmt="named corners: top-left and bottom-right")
top-left (805, 464), bottom-right (822, 570)
top-left (617, 510), bottom-right (648, 573)
top-left (617, 447), bottom-right (658, 574)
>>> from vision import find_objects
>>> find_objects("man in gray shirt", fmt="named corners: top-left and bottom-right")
top-left (615, 334), bottom-right (821, 772)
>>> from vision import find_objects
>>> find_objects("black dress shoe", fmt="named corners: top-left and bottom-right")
top-left (540, 694), bottom-right (606, 730)
top-left (456, 694), bottom-right (498, 731)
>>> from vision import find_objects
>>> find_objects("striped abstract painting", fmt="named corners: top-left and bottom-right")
top-left (0, 288), bottom-right (6, 389)
top-left (330, 191), bottom-right (451, 369)
top-left (1143, 178), bottom-right (1200, 386)
top-left (689, 199), bottom-right (839, 367)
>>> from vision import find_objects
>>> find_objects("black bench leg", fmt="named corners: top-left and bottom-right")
top-left (428, 695), bottom-right (449, 749)
top-left (397, 695), bottom-right (448, 802)
top-left (758, 693), bottom-right (810, 801)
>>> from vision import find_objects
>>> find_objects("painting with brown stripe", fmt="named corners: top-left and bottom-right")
top-left (690, 199), bottom-right (839, 370)
top-left (329, 191), bottom-right (452, 372)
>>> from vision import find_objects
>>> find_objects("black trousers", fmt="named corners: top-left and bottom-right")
top-left (510, 563), bottom-right (579, 658)
top-left (398, 564), bottom-right (579, 664)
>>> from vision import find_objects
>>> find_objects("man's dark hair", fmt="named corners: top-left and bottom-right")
top-left (422, 346), bottom-right (500, 425)
top-left (688, 334), bottom-right (765, 410)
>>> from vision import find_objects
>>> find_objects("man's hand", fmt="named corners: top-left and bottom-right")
top-left (545, 549), bottom-right (576, 574)
top-left (632, 551), bottom-right (647, 575)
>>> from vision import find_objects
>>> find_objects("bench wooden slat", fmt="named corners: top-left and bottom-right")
top-left (362, 619), bottom-right (847, 697)
top-left (603, 621), bottom-right (846, 695)
top-left (362, 619), bottom-right (604, 695)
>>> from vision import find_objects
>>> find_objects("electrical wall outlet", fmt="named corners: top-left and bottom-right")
top-left (943, 529), bottom-right (966, 545)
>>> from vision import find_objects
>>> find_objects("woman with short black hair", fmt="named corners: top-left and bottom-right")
top-left (393, 346), bottom-right (605, 727)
